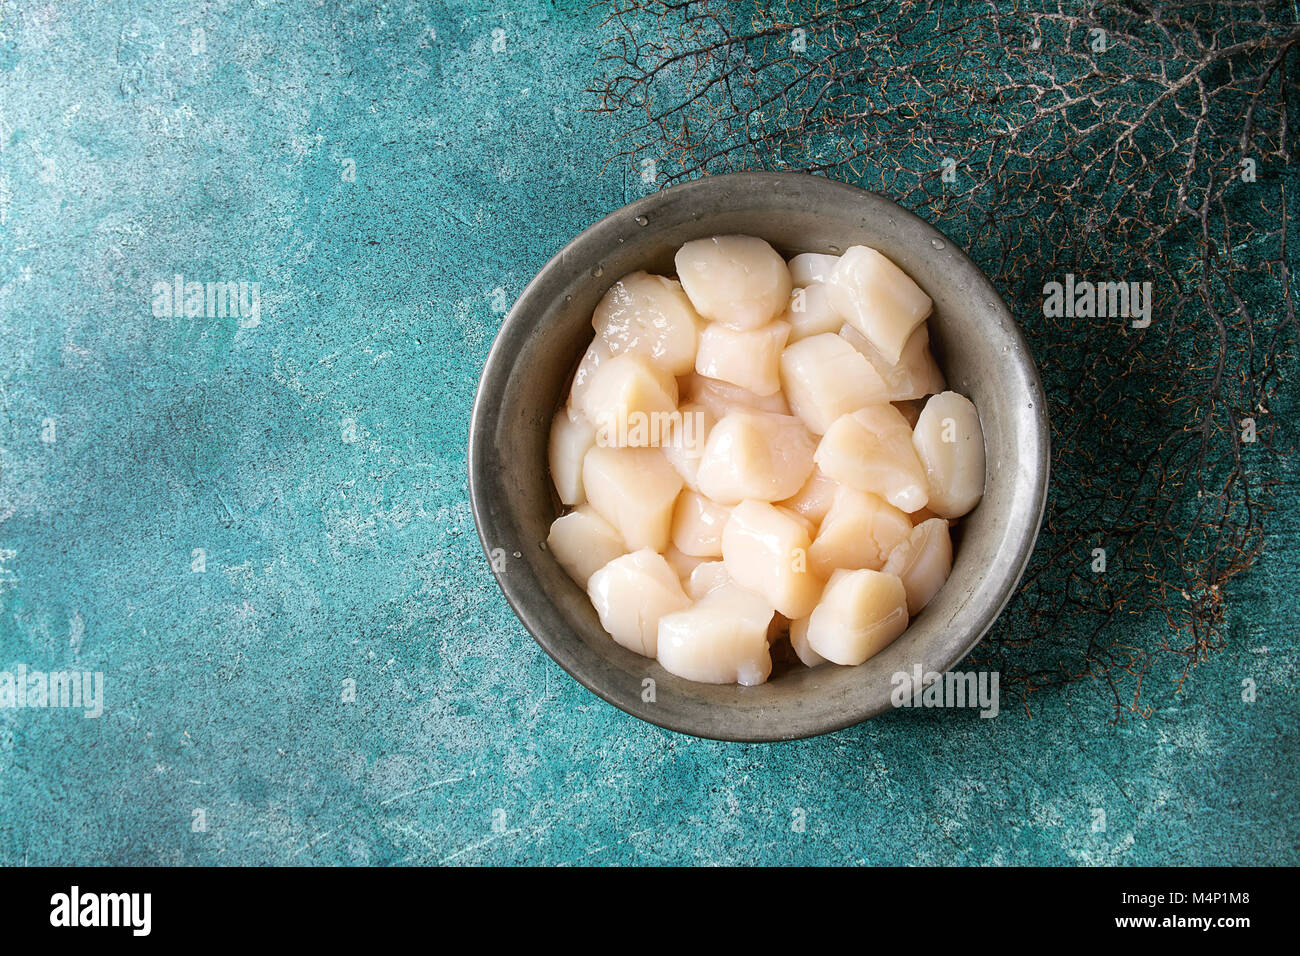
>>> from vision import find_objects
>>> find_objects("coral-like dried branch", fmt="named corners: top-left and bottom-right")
top-left (590, 0), bottom-right (1299, 716)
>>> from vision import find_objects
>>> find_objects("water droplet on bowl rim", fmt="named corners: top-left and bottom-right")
top-left (930, 237), bottom-right (946, 250)
top-left (634, 215), bottom-right (648, 226)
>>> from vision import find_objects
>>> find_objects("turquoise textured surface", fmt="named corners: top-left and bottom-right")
top-left (0, 1), bottom-right (1295, 865)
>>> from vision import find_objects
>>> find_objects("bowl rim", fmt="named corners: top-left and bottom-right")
top-left (469, 170), bottom-right (1050, 742)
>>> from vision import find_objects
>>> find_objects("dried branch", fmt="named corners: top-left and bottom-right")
top-left (590, 0), bottom-right (1300, 717)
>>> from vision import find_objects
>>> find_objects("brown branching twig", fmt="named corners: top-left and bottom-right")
top-left (589, 0), bottom-right (1300, 717)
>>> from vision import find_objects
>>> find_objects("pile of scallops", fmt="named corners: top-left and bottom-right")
top-left (545, 236), bottom-right (985, 687)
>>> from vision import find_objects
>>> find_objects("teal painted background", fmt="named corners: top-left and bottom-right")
top-left (0, 0), bottom-right (1295, 865)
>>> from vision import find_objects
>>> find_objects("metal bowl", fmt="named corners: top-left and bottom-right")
top-left (469, 172), bottom-right (1049, 741)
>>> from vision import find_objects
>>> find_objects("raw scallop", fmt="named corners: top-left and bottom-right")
top-left (547, 505), bottom-right (626, 586)
top-left (780, 332), bottom-right (891, 434)
top-left (808, 486), bottom-right (912, 578)
top-left (681, 373), bottom-right (791, 418)
top-left (695, 320), bottom-right (790, 396)
top-left (675, 236), bottom-right (793, 330)
top-left (656, 583), bottom-right (775, 685)
top-left (696, 411), bottom-right (816, 504)
top-left (782, 283), bottom-right (844, 343)
top-left (911, 391), bottom-right (986, 518)
top-left (592, 271), bottom-right (701, 375)
top-left (568, 337), bottom-right (613, 413)
top-left (588, 548), bottom-right (690, 657)
top-left (805, 568), bottom-right (909, 666)
top-left (789, 616), bottom-right (829, 668)
top-left (577, 353), bottom-right (678, 445)
top-left (882, 517), bottom-right (953, 615)
top-left (814, 405), bottom-right (930, 512)
top-left (549, 406), bottom-right (596, 505)
top-left (671, 490), bottom-right (732, 557)
top-left (788, 253), bottom-right (840, 288)
top-left (660, 401), bottom-right (716, 492)
top-left (685, 560), bottom-right (731, 600)
top-left (827, 246), bottom-right (933, 365)
top-left (721, 500), bottom-right (823, 619)
top-left (839, 322), bottom-right (945, 402)
top-left (777, 466), bottom-right (840, 525)
top-left (583, 445), bottom-right (683, 551)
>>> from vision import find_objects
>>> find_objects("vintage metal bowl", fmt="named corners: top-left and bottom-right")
top-left (469, 172), bottom-right (1049, 741)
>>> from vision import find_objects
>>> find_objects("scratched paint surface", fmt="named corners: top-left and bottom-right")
top-left (0, 1), bottom-right (1295, 865)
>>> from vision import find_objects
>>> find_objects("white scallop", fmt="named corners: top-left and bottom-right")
top-left (789, 616), bottom-right (828, 668)
top-left (548, 406), bottom-right (596, 506)
top-left (781, 283), bottom-right (844, 343)
top-left (546, 505), bottom-right (626, 587)
top-left (827, 246), bottom-right (933, 365)
top-left (814, 405), bottom-right (930, 513)
top-left (592, 271), bottom-right (701, 375)
top-left (694, 320), bottom-right (790, 396)
top-left (582, 445), bottom-right (683, 552)
top-left (808, 486), bottom-right (912, 578)
top-left (696, 411), bottom-right (816, 505)
top-left (805, 568), bottom-right (909, 666)
top-left (671, 490), bottom-right (732, 557)
top-left (911, 391), bottom-right (985, 518)
top-left (578, 352), bottom-right (679, 446)
top-left (787, 252), bottom-right (840, 288)
top-left (567, 337), bottom-right (613, 413)
top-left (656, 583), bottom-right (775, 685)
top-left (777, 466), bottom-right (840, 526)
top-left (780, 332), bottom-right (891, 434)
top-left (681, 373), bottom-right (791, 418)
top-left (839, 322), bottom-right (946, 401)
top-left (675, 235), bottom-right (793, 330)
top-left (721, 500), bottom-right (823, 620)
top-left (660, 401), bottom-right (716, 492)
top-left (588, 549), bottom-right (690, 657)
top-left (685, 560), bottom-right (732, 600)
top-left (882, 517), bottom-right (953, 615)
top-left (662, 543), bottom-right (708, 582)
